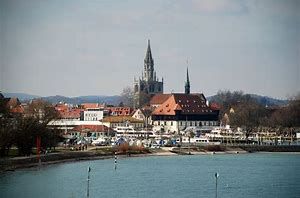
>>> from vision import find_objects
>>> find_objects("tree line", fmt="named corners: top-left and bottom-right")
top-left (211, 90), bottom-right (300, 136)
top-left (0, 99), bottom-right (61, 157)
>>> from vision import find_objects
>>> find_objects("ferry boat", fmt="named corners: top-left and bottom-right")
top-left (114, 126), bottom-right (153, 138)
top-left (191, 137), bottom-right (221, 145)
top-left (177, 136), bottom-right (221, 145)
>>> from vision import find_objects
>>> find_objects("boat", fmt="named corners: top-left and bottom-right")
top-left (114, 126), bottom-right (152, 138)
top-left (190, 137), bottom-right (221, 145)
top-left (91, 137), bottom-right (109, 146)
top-left (177, 136), bottom-right (221, 145)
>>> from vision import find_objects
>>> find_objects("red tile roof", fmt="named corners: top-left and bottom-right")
top-left (81, 103), bottom-right (104, 109)
top-left (55, 104), bottom-right (69, 111)
top-left (152, 93), bottom-right (214, 116)
top-left (107, 107), bottom-right (133, 116)
top-left (59, 109), bottom-right (82, 119)
top-left (10, 105), bottom-right (25, 114)
top-left (6, 98), bottom-right (21, 109)
top-left (149, 94), bottom-right (172, 106)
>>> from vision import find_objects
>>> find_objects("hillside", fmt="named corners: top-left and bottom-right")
top-left (2, 93), bottom-right (122, 106)
top-left (2, 92), bottom-right (40, 101)
top-left (3, 92), bottom-right (288, 107)
top-left (207, 94), bottom-right (288, 107)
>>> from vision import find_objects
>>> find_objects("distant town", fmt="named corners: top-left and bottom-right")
top-left (0, 40), bottom-right (299, 161)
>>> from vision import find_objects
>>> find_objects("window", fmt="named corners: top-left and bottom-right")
top-left (171, 121), bottom-right (173, 126)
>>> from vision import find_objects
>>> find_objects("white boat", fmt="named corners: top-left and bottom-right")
top-left (114, 126), bottom-right (151, 138)
top-left (191, 137), bottom-right (221, 145)
top-left (92, 137), bottom-right (109, 146)
top-left (177, 136), bottom-right (220, 145)
top-left (206, 127), bottom-right (247, 142)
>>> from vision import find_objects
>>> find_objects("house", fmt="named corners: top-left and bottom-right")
top-left (81, 108), bottom-right (105, 121)
top-left (10, 105), bottom-right (25, 114)
top-left (132, 107), bottom-right (153, 128)
top-left (102, 116), bottom-right (144, 129)
top-left (59, 109), bottom-right (81, 120)
top-left (55, 103), bottom-right (70, 112)
top-left (151, 93), bottom-right (219, 133)
top-left (5, 97), bottom-right (21, 110)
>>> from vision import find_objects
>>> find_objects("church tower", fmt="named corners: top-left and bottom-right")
top-left (144, 40), bottom-right (154, 81)
top-left (133, 40), bottom-right (164, 108)
top-left (185, 67), bottom-right (190, 94)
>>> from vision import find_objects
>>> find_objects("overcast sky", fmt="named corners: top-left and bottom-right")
top-left (0, 0), bottom-right (299, 99)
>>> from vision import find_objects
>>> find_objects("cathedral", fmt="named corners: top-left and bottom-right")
top-left (133, 40), bottom-right (163, 108)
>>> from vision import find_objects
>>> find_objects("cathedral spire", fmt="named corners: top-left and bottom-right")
top-left (145, 39), bottom-right (153, 64)
top-left (144, 39), bottom-right (154, 81)
top-left (185, 67), bottom-right (190, 94)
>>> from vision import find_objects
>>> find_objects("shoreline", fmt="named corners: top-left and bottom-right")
top-left (1, 148), bottom-right (300, 173)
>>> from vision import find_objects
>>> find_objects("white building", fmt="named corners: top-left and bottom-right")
top-left (151, 93), bottom-right (219, 133)
top-left (82, 108), bottom-right (104, 121)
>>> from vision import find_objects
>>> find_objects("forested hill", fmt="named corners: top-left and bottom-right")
top-left (207, 92), bottom-right (288, 107)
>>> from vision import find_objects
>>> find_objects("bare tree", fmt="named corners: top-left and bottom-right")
top-left (121, 86), bottom-right (134, 107)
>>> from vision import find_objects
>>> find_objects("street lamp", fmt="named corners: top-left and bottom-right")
top-left (215, 172), bottom-right (219, 198)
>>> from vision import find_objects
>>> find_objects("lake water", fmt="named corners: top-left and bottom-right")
top-left (0, 153), bottom-right (299, 198)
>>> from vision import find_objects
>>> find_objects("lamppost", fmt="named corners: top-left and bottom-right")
top-left (215, 172), bottom-right (219, 198)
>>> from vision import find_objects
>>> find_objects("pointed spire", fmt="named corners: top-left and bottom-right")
top-left (185, 67), bottom-right (190, 94)
top-left (144, 39), bottom-right (153, 64)
top-left (186, 67), bottom-right (190, 84)
top-left (144, 39), bottom-right (154, 81)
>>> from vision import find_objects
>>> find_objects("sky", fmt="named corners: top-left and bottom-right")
top-left (0, 0), bottom-right (299, 99)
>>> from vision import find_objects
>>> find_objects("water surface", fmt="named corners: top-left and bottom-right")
top-left (0, 153), bottom-right (299, 198)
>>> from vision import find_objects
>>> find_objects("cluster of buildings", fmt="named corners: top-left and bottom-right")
top-left (49, 40), bottom-right (220, 142)
top-left (1, 40), bottom-right (221, 145)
